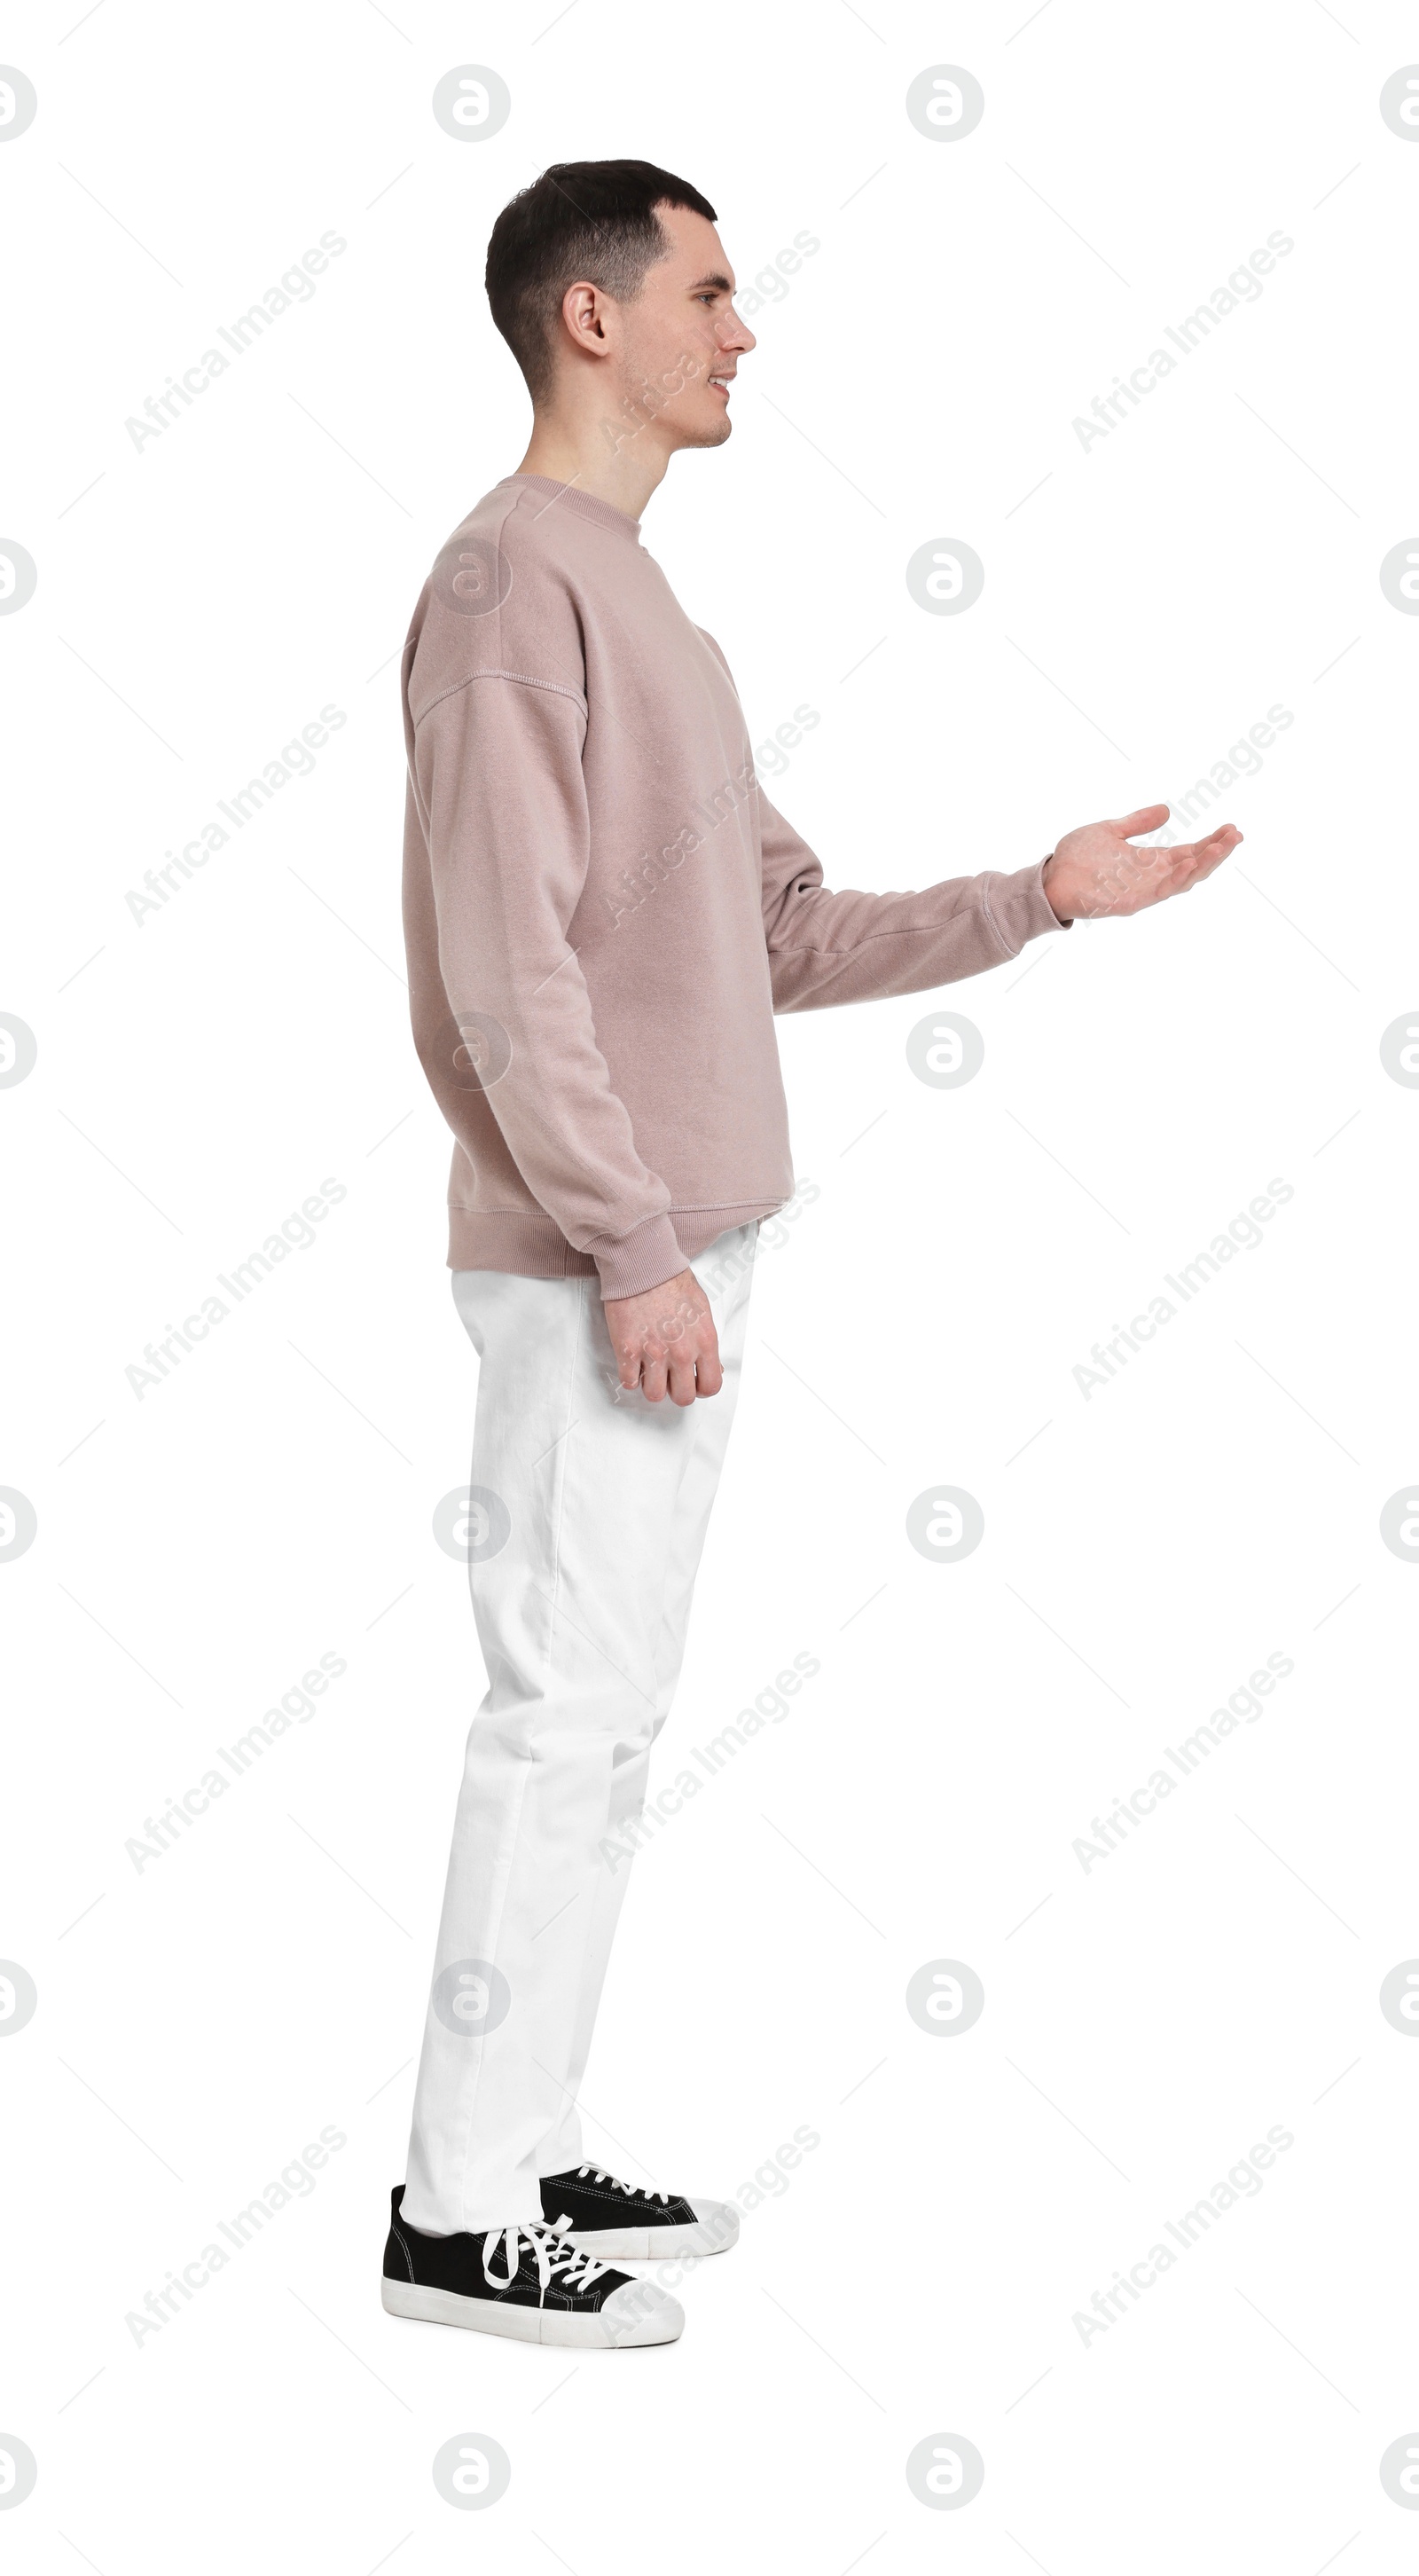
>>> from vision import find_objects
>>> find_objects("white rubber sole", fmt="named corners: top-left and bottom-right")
top-left (381, 2276), bottom-right (683, 2348)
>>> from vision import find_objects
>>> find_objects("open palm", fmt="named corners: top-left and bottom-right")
top-left (1043, 804), bottom-right (1241, 922)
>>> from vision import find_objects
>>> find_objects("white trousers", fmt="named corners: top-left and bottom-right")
top-left (402, 1223), bottom-right (756, 2234)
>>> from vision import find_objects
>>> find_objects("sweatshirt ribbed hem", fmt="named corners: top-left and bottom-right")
top-left (447, 1200), bottom-right (787, 1294)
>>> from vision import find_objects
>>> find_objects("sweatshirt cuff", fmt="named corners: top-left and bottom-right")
top-left (987, 855), bottom-right (1073, 954)
top-left (587, 1211), bottom-right (686, 1302)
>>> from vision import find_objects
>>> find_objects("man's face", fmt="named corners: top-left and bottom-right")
top-left (608, 204), bottom-right (756, 454)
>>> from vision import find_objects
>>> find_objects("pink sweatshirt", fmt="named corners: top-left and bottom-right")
top-left (401, 474), bottom-right (1067, 1299)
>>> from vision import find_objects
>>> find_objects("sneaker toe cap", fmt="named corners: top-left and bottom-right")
top-left (686, 2196), bottom-right (740, 2251)
top-left (600, 2281), bottom-right (685, 2346)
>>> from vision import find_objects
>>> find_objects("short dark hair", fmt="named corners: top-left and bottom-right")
top-left (485, 159), bottom-right (717, 403)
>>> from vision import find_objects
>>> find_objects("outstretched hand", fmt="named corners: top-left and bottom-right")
top-left (1043, 805), bottom-right (1240, 922)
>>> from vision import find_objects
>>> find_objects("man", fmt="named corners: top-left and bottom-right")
top-left (384, 160), bottom-right (1238, 2351)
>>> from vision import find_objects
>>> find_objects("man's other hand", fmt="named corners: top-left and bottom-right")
top-left (1043, 805), bottom-right (1241, 921)
top-left (605, 1268), bottom-right (722, 1405)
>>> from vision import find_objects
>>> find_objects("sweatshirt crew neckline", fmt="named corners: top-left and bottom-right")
top-left (498, 475), bottom-right (643, 541)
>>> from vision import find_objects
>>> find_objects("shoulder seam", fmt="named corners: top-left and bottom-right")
top-left (413, 668), bottom-right (589, 727)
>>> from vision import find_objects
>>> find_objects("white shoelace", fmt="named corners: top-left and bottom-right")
top-left (482, 2224), bottom-right (613, 2296)
top-left (575, 2164), bottom-right (670, 2203)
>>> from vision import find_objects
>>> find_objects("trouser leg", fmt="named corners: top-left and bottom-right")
top-left (402, 1223), bottom-right (755, 2234)
top-left (539, 1242), bottom-right (754, 2172)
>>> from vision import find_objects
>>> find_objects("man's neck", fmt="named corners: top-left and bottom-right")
top-left (514, 414), bottom-right (670, 523)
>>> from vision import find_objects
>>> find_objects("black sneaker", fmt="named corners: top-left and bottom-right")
top-left (381, 2186), bottom-right (683, 2347)
top-left (539, 2164), bottom-right (740, 2260)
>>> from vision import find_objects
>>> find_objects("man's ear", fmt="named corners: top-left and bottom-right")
top-left (561, 279), bottom-right (615, 362)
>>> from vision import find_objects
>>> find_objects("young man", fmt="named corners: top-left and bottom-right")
top-left (385, 161), bottom-right (1238, 2351)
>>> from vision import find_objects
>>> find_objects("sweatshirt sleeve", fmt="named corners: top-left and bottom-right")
top-left (757, 786), bottom-right (1070, 1014)
top-left (411, 671), bottom-right (686, 1300)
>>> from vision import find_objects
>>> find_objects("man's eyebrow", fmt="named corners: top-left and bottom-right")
top-left (686, 270), bottom-right (734, 293)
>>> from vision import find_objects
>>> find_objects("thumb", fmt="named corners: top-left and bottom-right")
top-left (1109, 804), bottom-right (1171, 838)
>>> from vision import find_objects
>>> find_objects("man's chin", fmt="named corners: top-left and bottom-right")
top-left (674, 412), bottom-right (733, 453)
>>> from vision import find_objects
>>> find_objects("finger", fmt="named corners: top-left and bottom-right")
top-left (1109, 804), bottom-right (1171, 840)
top-left (640, 1350), bottom-right (670, 1403)
top-left (1168, 825), bottom-right (1241, 879)
top-left (615, 1345), bottom-right (643, 1392)
top-left (1173, 822), bottom-right (1240, 860)
top-left (1151, 842), bottom-right (1237, 907)
top-left (695, 1340), bottom-right (724, 1398)
top-left (1186, 833), bottom-right (1240, 879)
top-left (666, 1354), bottom-right (699, 1407)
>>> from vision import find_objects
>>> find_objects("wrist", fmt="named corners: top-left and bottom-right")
top-left (1040, 852), bottom-right (1070, 925)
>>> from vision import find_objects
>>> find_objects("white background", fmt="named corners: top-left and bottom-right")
top-left (4, 0), bottom-right (1419, 2564)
